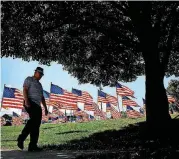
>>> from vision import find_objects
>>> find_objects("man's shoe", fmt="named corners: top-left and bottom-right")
top-left (28, 146), bottom-right (43, 152)
top-left (17, 136), bottom-right (24, 150)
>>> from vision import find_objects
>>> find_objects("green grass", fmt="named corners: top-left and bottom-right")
top-left (1, 114), bottom-right (178, 150)
top-left (1, 117), bottom-right (145, 149)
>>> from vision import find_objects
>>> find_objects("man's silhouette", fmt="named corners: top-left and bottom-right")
top-left (17, 67), bottom-right (48, 152)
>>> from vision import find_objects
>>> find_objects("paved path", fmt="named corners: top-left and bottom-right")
top-left (1, 150), bottom-right (78, 159)
top-left (1, 149), bottom-right (114, 159)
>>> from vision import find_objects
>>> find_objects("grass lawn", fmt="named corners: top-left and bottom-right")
top-left (1, 117), bottom-right (145, 150)
top-left (1, 114), bottom-right (178, 150)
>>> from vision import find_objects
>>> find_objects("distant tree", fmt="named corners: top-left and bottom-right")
top-left (1, 2), bottom-right (179, 125)
top-left (167, 80), bottom-right (179, 104)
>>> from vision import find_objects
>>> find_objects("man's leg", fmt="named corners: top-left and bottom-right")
top-left (17, 107), bottom-right (32, 150)
top-left (28, 105), bottom-right (42, 151)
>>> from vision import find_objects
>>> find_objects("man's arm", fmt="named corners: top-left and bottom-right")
top-left (42, 96), bottom-right (48, 115)
top-left (23, 86), bottom-right (30, 107)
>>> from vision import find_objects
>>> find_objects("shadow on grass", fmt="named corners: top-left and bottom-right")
top-left (56, 130), bottom-right (88, 135)
top-left (42, 127), bottom-right (57, 130)
top-left (1, 139), bottom-right (17, 142)
top-left (42, 119), bottom-right (179, 159)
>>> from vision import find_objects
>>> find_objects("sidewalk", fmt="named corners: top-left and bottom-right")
top-left (1, 150), bottom-right (77, 159)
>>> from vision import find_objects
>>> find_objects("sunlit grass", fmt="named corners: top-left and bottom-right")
top-left (1, 114), bottom-right (178, 150)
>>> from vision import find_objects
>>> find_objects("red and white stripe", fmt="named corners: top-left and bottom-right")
top-left (74, 110), bottom-right (88, 117)
top-left (110, 105), bottom-right (121, 119)
top-left (75, 91), bottom-right (93, 104)
top-left (84, 104), bottom-right (95, 111)
top-left (106, 95), bottom-right (118, 106)
top-left (2, 89), bottom-right (24, 109)
top-left (76, 94), bottom-right (85, 103)
top-left (168, 95), bottom-right (175, 103)
top-left (127, 110), bottom-right (142, 118)
top-left (117, 85), bottom-right (134, 96)
top-left (93, 102), bottom-right (106, 119)
top-left (50, 90), bottom-right (77, 110)
top-left (98, 96), bottom-right (108, 103)
top-left (49, 101), bottom-right (77, 110)
top-left (83, 91), bottom-right (93, 105)
top-left (52, 107), bottom-right (64, 116)
top-left (122, 99), bottom-right (137, 106)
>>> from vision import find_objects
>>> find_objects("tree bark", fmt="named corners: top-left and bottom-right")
top-left (127, 2), bottom-right (172, 127)
top-left (144, 49), bottom-right (171, 127)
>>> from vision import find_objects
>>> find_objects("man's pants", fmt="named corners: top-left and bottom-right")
top-left (18, 100), bottom-right (42, 147)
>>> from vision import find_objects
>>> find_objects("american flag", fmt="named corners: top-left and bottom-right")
top-left (106, 94), bottom-right (118, 106)
top-left (21, 108), bottom-right (29, 120)
top-left (139, 107), bottom-right (145, 114)
top-left (106, 103), bottom-right (111, 112)
top-left (43, 90), bottom-right (51, 106)
top-left (43, 90), bottom-right (61, 112)
top-left (1, 117), bottom-right (6, 126)
top-left (89, 115), bottom-right (94, 120)
top-left (84, 104), bottom-right (95, 111)
top-left (126, 105), bottom-right (142, 118)
top-left (42, 114), bottom-right (48, 122)
top-left (122, 96), bottom-right (137, 106)
top-left (84, 91), bottom-right (93, 105)
top-left (98, 90), bottom-right (108, 103)
top-left (93, 102), bottom-right (106, 120)
top-left (12, 111), bottom-right (19, 117)
top-left (12, 117), bottom-right (23, 126)
top-left (74, 108), bottom-right (88, 117)
top-left (72, 88), bottom-right (93, 105)
top-left (116, 83), bottom-right (134, 96)
top-left (106, 103), bottom-right (121, 119)
top-left (50, 84), bottom-right (77, 110)
top-left (42, 90), bottom-right (54, 114)
top-left (84, 92), bottom-right (94, 111)
top-left (2, 86), bottom-right (24, 109)
top-left (168, 95), bottom-right (175, 103)
top-left (52, 106), bottom-right (64, 116)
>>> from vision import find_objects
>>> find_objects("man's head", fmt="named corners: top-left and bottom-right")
top-left (34, 67), bottom-right (44, 80)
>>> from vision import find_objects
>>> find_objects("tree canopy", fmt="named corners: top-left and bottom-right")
top-left (2, 1), bottom-right (179, 87)
top-left (167, 79), bottom-right (179, 104)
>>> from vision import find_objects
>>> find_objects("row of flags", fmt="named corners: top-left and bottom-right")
top-left (1, 82), bottom-right (176, 121)
top-left (1, 83), bottom-right (136, 108)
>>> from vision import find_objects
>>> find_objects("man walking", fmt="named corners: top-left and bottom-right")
top-left (17, 67), bottom-right (48, 151)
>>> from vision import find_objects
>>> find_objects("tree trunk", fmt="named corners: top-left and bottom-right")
top-left (144, 51), bottom-right (171, 127)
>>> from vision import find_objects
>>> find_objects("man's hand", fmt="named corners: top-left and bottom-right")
top-left (45, 108), bottom-right (48, 116)
top-left (25, 100), bottom-right (31, 108)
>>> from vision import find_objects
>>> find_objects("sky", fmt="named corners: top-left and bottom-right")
top-left (1, 57), bottom-right (178, 107)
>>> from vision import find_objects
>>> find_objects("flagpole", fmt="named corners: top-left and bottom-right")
top-left (121, 95), bottom-right (124, 112)
top-left (98, 91), bottom-right (103, 119)
top-left (97, 90), bottom-right (100, 120)
top-left (71, 109), bottom-right (72, 122)
top-left (65, 109), bottom-right (67, 122)
top-left (48, 82), bottom-right (52, 122)
top-left (99, 86), bottom-right (103, 111)
top-left (96, 89), bottom-right (98, 109)
top-left (116, 87), bottom-right (121, 113)
top-left (58, 106), bottom-right (60, 124)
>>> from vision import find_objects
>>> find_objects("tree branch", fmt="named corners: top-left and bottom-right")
top-left (161, 5), bottom-right (178, 76)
